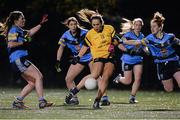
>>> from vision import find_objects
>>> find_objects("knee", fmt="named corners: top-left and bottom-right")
top-left (164, 87), bottom-right (173, 92)
top-left (35, 74), bottom-right (43, 81)
top-left (123, 78), bottom-right (132, 85)
top-left (28, 82), bottom-right (35, 88)
top-left (91, 73), bottom-right (100, 79)
top-left (65, 76), bottom-right (72, 84)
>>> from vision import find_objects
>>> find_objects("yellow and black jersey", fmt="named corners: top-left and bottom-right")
top-left (84, 25), bottom-right (115, 59)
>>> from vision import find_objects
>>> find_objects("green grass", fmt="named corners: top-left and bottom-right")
top-left (0, 88), bottom-right (180, 119)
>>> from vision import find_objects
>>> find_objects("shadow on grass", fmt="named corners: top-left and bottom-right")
top-left (111, 101), bottom-right (131, 104)
top-left (65, 107), bottom-right (94, 110)
top-left (53, 104), bottom-right (89, 107)
top-left (52, 104), bottom-right (95, 110)
top-left (0, 107), bottom-right (32, 110)
top-left (139, 109), bottom-right (180, 111)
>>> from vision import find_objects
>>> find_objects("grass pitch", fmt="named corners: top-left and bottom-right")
top-left (0, 88), bottom-right (180, 119)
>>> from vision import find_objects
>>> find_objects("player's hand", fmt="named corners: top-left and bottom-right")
top-left (140, 38), bottom-right (148, 46)
top-left (108, 44), bottom-right (115, 53)
top-left (70, 56), bottom-right (80, 65)
top-left (55, 60), bottom-right (61, 72)
top-left (126, 48), bottom-right (138, 55)
top-left (40, 14), bottom-right (48, 25)
top-left (143, 46), bottom-right (151, 55)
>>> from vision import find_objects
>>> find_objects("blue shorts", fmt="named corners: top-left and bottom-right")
top-left (11, 57), bottom-right (32, 75)
top-left (122, 62), bottom-right (142, 71)
top-left (156, 61), bottom-right (180, 80)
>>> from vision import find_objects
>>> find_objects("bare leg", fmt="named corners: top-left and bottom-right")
top-left (119, 70), bottom-right (133, 85)
top-left (131, 64), bottom-right (143, 96)
top-left (161, 79), bottom-right (174, 92)
top-left (173, 71), bottom-right (180, 88)
top-left (96, 62), bottom-right (114, 99)
top-left (65, 63), bottom-right (85, 89)
top-left (77, 62), bottom-right (104, 90)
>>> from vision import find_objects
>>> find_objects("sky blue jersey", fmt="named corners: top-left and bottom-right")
top-left (145, 32), bottom-right (179, 63)
top-left (58, 28), bottom-right (92, 62)
top-left (7, 25), bottom-right (28, 63)
top-left (121, 31), bottom-right (144, 64)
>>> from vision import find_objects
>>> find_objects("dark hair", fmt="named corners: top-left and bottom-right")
top-left (151, 12), bottom-right (165, 27)
top-left (77, 9), bottom-right (104, 25)
top-left (4, 11), bottom-right (23, 35)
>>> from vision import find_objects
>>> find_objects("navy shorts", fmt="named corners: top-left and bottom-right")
top-left (11, 57), bottom-right (32, 75)
top-left (156, 61), bottom-right (180, 80)
top-left (122, 62), bottom-right (142, 71)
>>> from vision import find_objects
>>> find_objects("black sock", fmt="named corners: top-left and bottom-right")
top-left (70, 87), bottom-right (79, 95)
top-left (94, 98), bottom-right (101, 103)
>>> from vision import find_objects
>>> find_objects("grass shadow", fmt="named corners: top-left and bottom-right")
top-left (53, 104), bottom-right (89, 107)
top-left (139, 109), bottom-right (180, 111)
top-left (111, 101), bottom-right (131, 104)
top-left (0, 107), bottom-right (32, 110)
top-left (65, 107), bottom-right (94, 110)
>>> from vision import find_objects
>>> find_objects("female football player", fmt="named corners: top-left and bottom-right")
top-left (122, 12), bottom-right (180, 92)
top-left (4, 11), bottom-right (53, 109)
top-left (56, 17), bottom-right (110, 105)
top-left (113, 18), bottom-right (145, 103)
top-left (64, 9), bottom-right (116, 109)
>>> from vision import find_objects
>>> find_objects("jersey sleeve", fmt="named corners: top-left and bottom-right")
top-left (169, 33), bottom-right (180, 45)
top-left (84, 33), bottom-right (92, 47)
top-left (110, 25), bottom-right (115, 37)
top-left (58, 33), bottom-right (67, 46)
top-left (8, 28), bottom-right (18, 42)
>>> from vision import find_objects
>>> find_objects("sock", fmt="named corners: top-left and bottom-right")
top-left (102, 96), bottom-right (109, 101)
top-left (38, 97), bottom-right (45, 101)
top-left (70, 87), bottom-right (79, 95)
top-left (16, 96), bottom-right (24, 101)
top-left (94, 97), bottom-right (101, 103)
top-left (130, 95), bottom-right (136, 99)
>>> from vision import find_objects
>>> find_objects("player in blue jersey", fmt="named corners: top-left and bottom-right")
top-left (122, 12), bottom-right (180, 92)
top-left (113, 18), bottom-right (146, 103)
top-left (55, 17), bottom-right (110, 105)
top-left (4, 11), bottom-right (53, 109)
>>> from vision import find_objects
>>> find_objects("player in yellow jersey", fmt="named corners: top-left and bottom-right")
top-left (65, 9), bottom-right (119, 109)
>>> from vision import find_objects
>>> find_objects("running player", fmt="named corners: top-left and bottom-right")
top-left (122, 12), bottom-right (180, 92)
top-left (113, 18), bottom-right (145, 103)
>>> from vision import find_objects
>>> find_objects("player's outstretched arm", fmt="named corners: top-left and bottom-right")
top-left (28, 14), bottom-right (48, 37)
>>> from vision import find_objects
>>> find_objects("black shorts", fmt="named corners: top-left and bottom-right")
top-left (93, 58), bottom-right (115, 64)
top-left (122, 62), bottom-right (142, 71)
top-left (77, 61), bottom-right (91, 66)
top-left (156, 61), bottom-right (180, 80)
top-left (11, 57), bottom-right (32, 75)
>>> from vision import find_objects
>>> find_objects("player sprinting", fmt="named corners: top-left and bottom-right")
top-left (113, 18), bottom-right (146, 103)
top-left (55, 17), bottom-right (110, 105)
top-left (122, 12), bottom-right (180, 92)
top-left (4, 11), bottom-right (53, 109)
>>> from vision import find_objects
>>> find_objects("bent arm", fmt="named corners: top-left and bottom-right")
top-left (118, 44), bottom-right (127, 52)
top-left (123, 40), bottom-right (142, 46)
top-left (8, 41), bottom-right (23, 48)
top-left (78, 45), bottom-right (88, 57)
